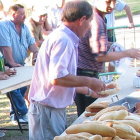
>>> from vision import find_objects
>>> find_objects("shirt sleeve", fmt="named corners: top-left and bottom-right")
top-left (89, 17), bottom-right (107, 56)
top-left (49, 37), bottom-right (73, 80)
top-left (0, 22), bottom-right (11, 47)
top-left (115, 0), bottom-right (126, 11)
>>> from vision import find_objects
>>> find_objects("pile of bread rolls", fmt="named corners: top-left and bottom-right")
top-left (54, 105), bottom-right (140, 140)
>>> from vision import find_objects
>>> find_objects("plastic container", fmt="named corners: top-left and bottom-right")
top-left (133, 74), bottom-right (140, 88)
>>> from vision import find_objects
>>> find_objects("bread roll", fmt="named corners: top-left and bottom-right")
top-left (102, 137), bottom-right (112, 140)
top-left (66, 122), bottom-right (116, 137)
top-left (136, 132), bottom-right (140, 140)
top-left (98, 110), bottom-right (128, 121)
top-left (124, 115), bottom-right (140, 123)
top-left (112, 123), bottom-right (137, 139)
top-left (54, 132), bottom-right (93, 140)
top-left (85, 112), bottom-right (97, 117)
top-left (98, 82), bottom-right (120, 95)
top-left (112, 136), bottom-right (121, 140)
top-left (89, 135), bottom-right (102, 140)
top-left (85, 102), bottom-right (110, 112)
top-left (93, 105), bottom-right (128, 121)
top-left (104, 119), bottom-right (140, 132)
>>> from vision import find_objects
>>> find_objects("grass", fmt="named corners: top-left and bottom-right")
top-left (0, 94), bottom-right (77, 140)
top-left (115, 0), bottom-right (140, 18)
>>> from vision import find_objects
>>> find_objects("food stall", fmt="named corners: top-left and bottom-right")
top-left (59, 67), bottom-right (140, 140)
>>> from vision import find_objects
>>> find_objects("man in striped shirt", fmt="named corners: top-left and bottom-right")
top-left (75, 0), bottom-right (140, 116)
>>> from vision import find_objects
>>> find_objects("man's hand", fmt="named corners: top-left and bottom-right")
top-left (0, 74), bottom-right (9, 80)
top-left (128, 22), bottom-right (134, 29)
top-left (90, 89), bottom-right (108, 98)
top-left (89, 78), bottom-right (106, 93)
top-left (4, 67), bottom-right (17, 76)
top-left (125, 48), bottom-right (140, 59)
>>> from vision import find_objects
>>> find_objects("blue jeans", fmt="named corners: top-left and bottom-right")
top-left (7, 86), bottom-right (28, 116)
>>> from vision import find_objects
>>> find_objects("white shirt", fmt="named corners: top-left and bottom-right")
top-left (47, 5), bottom-right (63, 29)
top-left (105, 0), bottom-right (126, 28)
top-left (28, 24), bottom-right (79, 108)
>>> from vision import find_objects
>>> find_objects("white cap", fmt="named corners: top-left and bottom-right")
top-left (32, 5), bottom-right (48, 16)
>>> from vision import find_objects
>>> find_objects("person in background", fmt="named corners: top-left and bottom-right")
top-left (47, 0), bottom-right (66, 30)
top-left (100, 0), bottom-right (134, 83)
top-left (106, 0), bottom-right (134, 42)
top-left (0, 4), bottom-right (38, 124)
top-left (75, 0), bottom-right (140, 117)
top-left (28, 1), bottom-right (108, 139)
top-left (25, 5), bottom-right (48, 47)
top-left (0, 0), bottom-right (7, 20)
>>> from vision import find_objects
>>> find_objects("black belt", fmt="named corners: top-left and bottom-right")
top-left (77, 68), bottom-right (99, 76)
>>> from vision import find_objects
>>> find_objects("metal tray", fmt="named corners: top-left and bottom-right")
top-left (109, 95), bottom-right (140, 113)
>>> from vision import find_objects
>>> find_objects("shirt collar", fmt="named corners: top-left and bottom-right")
top-left (59, 24), bottom-right (79, 48)
top-left (9, 20), bottom-right (25, 28)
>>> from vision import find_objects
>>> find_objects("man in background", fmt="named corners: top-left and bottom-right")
top-left (75, 0), bottom-right (140, 117)
top-left (0, 4), bottom-right (38, 124)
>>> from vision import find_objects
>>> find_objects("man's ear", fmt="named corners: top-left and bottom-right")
top-left (11, 11), bottom-right (16, 18)
top-left (79, 16), bottom-right (86, 25)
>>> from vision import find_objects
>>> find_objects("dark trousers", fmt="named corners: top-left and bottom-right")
top-left (75, 68), bottom-right (99, 116)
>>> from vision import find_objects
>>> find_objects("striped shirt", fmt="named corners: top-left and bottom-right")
top-left (78, 8), bottom-right (108, 72)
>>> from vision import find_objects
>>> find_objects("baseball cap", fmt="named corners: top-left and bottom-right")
top-left (32, 5), bottom-right (48, 16)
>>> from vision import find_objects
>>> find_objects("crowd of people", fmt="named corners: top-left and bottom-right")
top-left (0, 0), bottom-right (139, 139)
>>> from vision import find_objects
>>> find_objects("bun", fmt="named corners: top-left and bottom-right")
top-left (93, 105), bottom-right (128, 121)
top-left (112, 123), bottom-right (137, 139)
top-left (66, 121), bottom-right (116, 137)
top-left (98, 82), bottom-right (120, 95)
top-left (85, 102), bottom-right (110, 117)
top-left (89, 135), bottom-right (102, 140)
top-left (98, 110), bottom-right (128, 121)
top-left (85, 112), bottom-right (97, 117)
top-left (54, 132), bottom-right (93, 140)
top-left (104, 119), bottom-right (140, 132)
top-left (112, 136), bottom-right (121, 140)
top-left (85, 102), bottom-right (110, 112)
top-left (124, 115), bottom-right (140, 123)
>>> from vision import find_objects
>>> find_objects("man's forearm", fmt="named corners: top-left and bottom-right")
top-left (51, 74), bottom-right (106, 93)
top-left (124, 5), bottom-right (133, 24)
top-left (2, 47), bottom-right (15, 64)
top-left (51, 74), bottom-right (91, 88)
top-left (95, 51), bottom-right (128, 62)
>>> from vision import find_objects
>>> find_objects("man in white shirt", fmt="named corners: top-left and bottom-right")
top-left (106, 0), bottom-right (134, 42)
top-left (28, 1), bottom-right (107, 140)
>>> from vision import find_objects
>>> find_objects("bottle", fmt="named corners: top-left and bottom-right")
top-left (133, 72), bottom-right (140, 88)
top-left (0, 51), bottom-right (5, 71)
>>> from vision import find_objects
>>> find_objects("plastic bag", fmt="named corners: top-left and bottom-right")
top-left (108, 42), bottom-right (131, 74)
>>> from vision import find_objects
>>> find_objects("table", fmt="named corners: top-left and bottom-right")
top-left (0, 66), bottom-right (34, 133)
top-left (0, 66), bottom-right (34, 94)
top-left (61, 67), bottom-right (140, 136)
